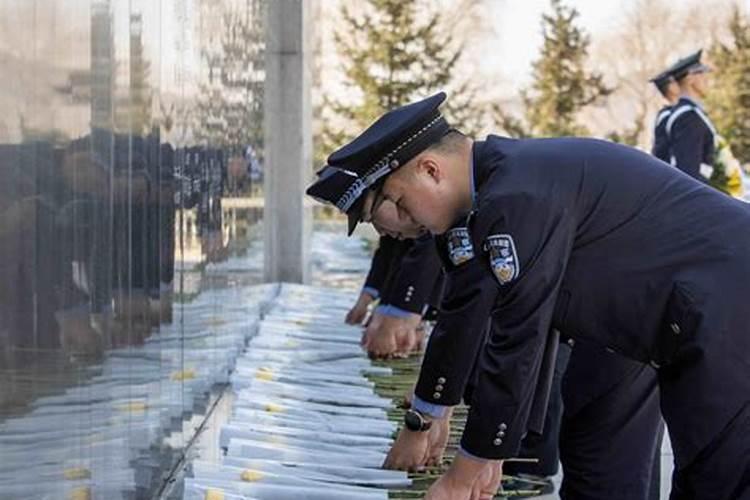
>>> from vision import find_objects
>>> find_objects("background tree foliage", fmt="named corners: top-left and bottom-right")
top-left (114, 14), bottom-right (152, 135)
top-left (319, 0), bottom-right (484, 165)
top-left (194, 0), bottom-right (265, 156)
top-left (707, 6), bottom-right (750, 164)
top-left (495, 0), bottom-right (611, 138)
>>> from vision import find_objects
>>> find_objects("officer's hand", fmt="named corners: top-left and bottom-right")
top-left (413, 321), bottom-right (427, 353)
top-left (425, 455), bottom-right (498, 500)
top-left (362, 311), bottom-right (421, 359)
top-left (361, 311), bottom-right (393, 358)
top-left (470, 461), bottom-right (503, 500)
top-left (424, 470), bottom-right (473, 500)
top-left (382, 427), bottom-right (430, 472)
top-left (361, 310), bottom-right (382, 346)
top-left (388, 312), bottom-right (422, 356)
top-left (364, 328), bottom-right (397, 358)
top-left (346, 291), bottom-right (376, 325)
top-left (426, 408), bottom-right (453, 466)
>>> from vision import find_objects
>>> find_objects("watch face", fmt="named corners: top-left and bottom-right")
top-left (404, 409), bottom-right (424, 431)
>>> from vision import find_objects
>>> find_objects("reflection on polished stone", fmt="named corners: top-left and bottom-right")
top-left (0, 0), bottom-right (268, 497)
top-left (0, 284), bottom-right (277, 499)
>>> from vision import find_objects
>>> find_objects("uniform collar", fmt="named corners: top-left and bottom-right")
top-left (465, 137), bottom-right (509, 226)
top-left (471, 139), bottom-right (491, 197)
top-left (468, 140), bottom-right (488, 224)
top-left (679, 95), bottom-right (704, 110)
top-left (470, 151), bottom-right (477, 209)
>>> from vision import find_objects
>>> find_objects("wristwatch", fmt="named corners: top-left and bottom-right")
top-left (404, 409), bottom-right (432, 432)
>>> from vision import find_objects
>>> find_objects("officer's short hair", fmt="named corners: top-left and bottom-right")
top-left (655, 79), bottom-right (673, 97)
top-left (424, 129), bottom-right (467, 156)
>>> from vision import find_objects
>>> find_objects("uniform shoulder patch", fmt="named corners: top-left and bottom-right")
top-left (445, 227), bottom-right (475, 266)
top-left (484, 234), bottom-right (519, 285)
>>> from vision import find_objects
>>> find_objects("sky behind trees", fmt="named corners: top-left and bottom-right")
top-left (479, 0), bottom-right (630, 87)
top-left (318, 0), bottom-right (748, 148)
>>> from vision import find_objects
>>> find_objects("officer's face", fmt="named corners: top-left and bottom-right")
top-left (362, 190), bottom-right (425, 239)
top-left (686, 70), bottom-right (710, 97)
top-left (379, 155), bottom-right (454, 235)
top-left (693, 72), bottom-right (709, 96)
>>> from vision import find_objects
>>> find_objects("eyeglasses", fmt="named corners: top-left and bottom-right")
top-left (361, 183), bottom-right (388, 223)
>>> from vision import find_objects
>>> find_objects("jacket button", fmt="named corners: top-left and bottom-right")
top-left (435, 385), bottom-right (444, 392)
top-left (437, 377), bottom-right (446, 384)
top-left (670, 322), bottom-right (681, 334)
top-left (650, 360), bottom-right (661, 369)
top-left (496, 431), bottom-right (505, 437)
top-left (498, 423), bottom-right (507, 431)
top-left (433, 392), bottom-right (442, 400)
top-left (493, 438), bottom-right (503, 446)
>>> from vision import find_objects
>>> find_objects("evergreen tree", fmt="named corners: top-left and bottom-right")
top-left (495, 0), bottom-right (611, 137)
top-left (707, 6), bottom-right (750, 164)
top-left (115, 13), bottom-right (152, 135)
top-left (605, 109), bottom-right (645, 146)
top-left (320, 0), bottom-right (483, 161)
top-left (194, 0), bottom-right (265, 155)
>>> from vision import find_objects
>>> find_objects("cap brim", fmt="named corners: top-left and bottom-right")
top-left (347, 210), bottom-right (359, 236)
top-left (346, 195), bottom-right (366, 236)
top-left (693, 63), bottom-right (711, 73)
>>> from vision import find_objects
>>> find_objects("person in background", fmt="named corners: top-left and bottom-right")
top-left (667, 49), bottom-right (745, 198)
top-left (650, 66), bottom-right (680, 163)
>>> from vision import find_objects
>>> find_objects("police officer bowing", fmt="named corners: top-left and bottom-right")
top-left (308, 92), bottom-right (750, 500)
top-left (311, 133), bottom-right (664, 499)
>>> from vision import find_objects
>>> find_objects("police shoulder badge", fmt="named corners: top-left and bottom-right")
top-left (484, 234), bottom-right (520, 285)
top-left (445, 227), bottom-right (475, 266)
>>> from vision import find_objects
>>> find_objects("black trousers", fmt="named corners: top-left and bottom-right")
top-left (503, 341), bottom-right (571, 477)
top-left (670, 401), bottom-right (750, 500)
top-left (560, 342), bottom-right (664, 500)
top-left (467, 337), bottom-right (664, 498)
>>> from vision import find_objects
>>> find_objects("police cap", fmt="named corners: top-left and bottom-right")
top-left (649, 69), bottom-right (675, 92)
top-left (306, 92), bottom-right (450, 235)
top-left (670, 49), bottom-right (710, 81)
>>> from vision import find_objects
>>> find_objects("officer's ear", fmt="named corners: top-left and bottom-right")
top-left (414, 153), bottom-right (443, 185)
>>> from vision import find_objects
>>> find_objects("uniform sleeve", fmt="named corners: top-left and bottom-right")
top-left (413, 247), bottom-right (498, 408)
top-left (671, 113), bottom-right (710, 184)
top-left (380, 234), bottom-right (442, 315)
top-left (460, 192), bottom-right (576, 460)
top-left (461, 328), bottom-right (486, 406)
top-left (651, 123), bottom-right (671, 163)
top-left (363, 236), bottom-right (398, 295)
top-left (374, 304), bottom-right (415, 318)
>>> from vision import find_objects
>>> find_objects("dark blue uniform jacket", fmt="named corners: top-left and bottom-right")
top-left (651, 105), bottom-right (672, 163)
top-left (666, 97), bottom-right (715, 183)
top-left (461, 136), bottom-right (750, 469)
